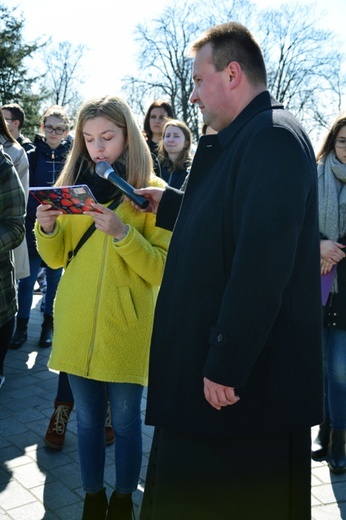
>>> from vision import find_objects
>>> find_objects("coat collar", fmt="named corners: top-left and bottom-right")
top-left (217, 91), bottom-right (284, 150)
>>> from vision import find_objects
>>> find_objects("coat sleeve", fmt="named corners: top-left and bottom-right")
top-left (0, 151), bottom-right (26, 254)
top-left (156, 187), bottom-right (184, 231)
top-left (113, 208), bottom-right (172, 287)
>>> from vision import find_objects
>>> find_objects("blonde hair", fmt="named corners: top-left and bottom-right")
top-left (158, 119), bottom-right (192, 172)
top-left (56, 95), bottom-right (152, 188)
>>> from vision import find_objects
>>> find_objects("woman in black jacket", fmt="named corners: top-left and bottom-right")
top-left (142, 100), bottom-right (174, 177)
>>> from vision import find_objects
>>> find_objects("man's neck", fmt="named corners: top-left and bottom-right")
top-left (11, 129), bottom-right (20, 140)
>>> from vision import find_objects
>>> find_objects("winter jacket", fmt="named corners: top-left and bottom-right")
top-left (34, 174), bottom-right (171, 385)
top-left (160, 161), bottom-right (190, 189)
top-left (26, 135), bottom-right (72, 256)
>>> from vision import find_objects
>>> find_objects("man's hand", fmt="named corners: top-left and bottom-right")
top-left (132, 187), bottom-right (165, 214)
top-left (203, 377), bottom-right (240, 410)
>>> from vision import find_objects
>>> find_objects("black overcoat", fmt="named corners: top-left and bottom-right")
top-left (145, 91), bottom-right (324, 437)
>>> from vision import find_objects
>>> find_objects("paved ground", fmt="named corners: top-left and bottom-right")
top-left (0, 293), bottom-right (345, 519)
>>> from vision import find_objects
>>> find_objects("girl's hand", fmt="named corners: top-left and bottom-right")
top-left (84, 203), bottom-right (127, 239)
top-left (36, 204), bottom-right (62, 234)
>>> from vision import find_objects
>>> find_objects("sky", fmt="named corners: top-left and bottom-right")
top-left (5, 0), bottom-right (346, 104)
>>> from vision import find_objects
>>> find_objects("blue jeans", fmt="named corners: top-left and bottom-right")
top-left (68, 375), bottom-right (143, 494)
top-left (17, 255), bottom-right (62, 319)
top-left (323, 328), bottom-right (346, 429)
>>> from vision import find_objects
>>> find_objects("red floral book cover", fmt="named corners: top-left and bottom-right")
top-left (29, 185), bottom-right (98, 214)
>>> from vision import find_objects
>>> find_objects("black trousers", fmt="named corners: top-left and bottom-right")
top-left (0, 317), bottom-right (14, 372)
top-left (140, 427), bottom-right (311, 520)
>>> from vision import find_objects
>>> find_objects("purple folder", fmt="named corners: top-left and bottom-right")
top-left (321, 264), bottom-right (337, 306)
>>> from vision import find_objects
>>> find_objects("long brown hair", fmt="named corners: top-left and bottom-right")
top-left (158, 119), bottom-right (192, 171)
top-left (143, 100), bottom-right (174, 142)
top-left (316, 111), bottom-right (346, 163)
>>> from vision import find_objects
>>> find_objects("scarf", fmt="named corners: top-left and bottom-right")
top-left (318, 152), bottom-right (346, 292)
top-left (74, 160), bottom-right (126, 204)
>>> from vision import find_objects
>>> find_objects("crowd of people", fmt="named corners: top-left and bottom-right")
top-left (1, 18), bottom-right (346, 520)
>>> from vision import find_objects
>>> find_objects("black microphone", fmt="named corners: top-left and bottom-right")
top-left (95, 161), bottom-right (149, 209)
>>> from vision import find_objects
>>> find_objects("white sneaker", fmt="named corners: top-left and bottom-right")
top-left (0, 374), bottom-right (5, 388)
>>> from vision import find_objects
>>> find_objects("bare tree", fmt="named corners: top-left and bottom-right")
top-left (256, 3), bottom-right (345, 143)
top-left (122, 0), bottom-right (256, 138)
top-left (41, 41), bottom-right (88, 122)
top-left (121, 0), bottom-right (345, 143)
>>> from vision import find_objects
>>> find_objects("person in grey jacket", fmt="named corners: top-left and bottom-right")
top-left (0, 144), bottom-right (26, 389)
top-left (0, 110), bottom-right (30, 280)
top-left (136, 21), bottom-right (324, 520)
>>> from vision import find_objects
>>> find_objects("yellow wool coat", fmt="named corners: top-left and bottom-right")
top-left (34, 178), bottom-right (171, 386)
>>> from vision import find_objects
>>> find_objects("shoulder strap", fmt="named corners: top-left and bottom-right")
top-left (66, 198), bottom-right (121, 268)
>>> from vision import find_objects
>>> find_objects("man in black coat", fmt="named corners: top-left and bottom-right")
top-left (138, 21), bottom-right (324, 520)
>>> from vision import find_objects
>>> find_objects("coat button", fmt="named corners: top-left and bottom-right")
top-left (217, 334), bottom-right (223, 342)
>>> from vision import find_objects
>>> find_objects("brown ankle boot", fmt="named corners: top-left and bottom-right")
top-left (44, 401), bottom-right (74, 450)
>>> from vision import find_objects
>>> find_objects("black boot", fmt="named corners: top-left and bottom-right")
top-left (39, 314), bottom-right (53, 348)
top-left (328, 429), bottom-right (346, 474)
top-left (106, 492), bottom-right (134, 520)
top-left (312, 418), bottom-right (330, 460)
top-left (82, 488), bottom-right (108, 520)
top-left (10, 318), bottom-right (29, 349)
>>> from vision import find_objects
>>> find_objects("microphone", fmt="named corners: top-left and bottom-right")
top-left (95, 161), bottom-right (149, 209)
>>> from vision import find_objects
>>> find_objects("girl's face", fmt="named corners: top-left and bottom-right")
top-left (149, 107), bottom-right (168, 139)
top-left (335, 125), bottom-right (346, 164)
top-left (83, 116), bottom-right (126, 165)
top-left (163, 125), bottom-right (187, 155)
top-left (43, 116), bottom-right (69, 150)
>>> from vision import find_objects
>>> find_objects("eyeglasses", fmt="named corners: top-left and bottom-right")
top-left (44, 124), bottom-right (67, 135)
top-left (4, 117), bottom-right (14, 122)
top-left (335, 139), bottom-right (346, 149)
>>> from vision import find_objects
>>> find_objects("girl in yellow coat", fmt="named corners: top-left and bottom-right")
top-left (34, 95), bottom-right (171, 520)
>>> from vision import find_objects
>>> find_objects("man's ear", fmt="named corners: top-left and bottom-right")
top-left (227, 61), bottom-right (242, 89)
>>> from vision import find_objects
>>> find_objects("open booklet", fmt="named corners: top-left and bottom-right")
top-left (29, 185), bottom-right (98, 214)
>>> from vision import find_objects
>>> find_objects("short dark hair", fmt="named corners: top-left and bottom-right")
top-left (143, 100), bottom-right (174, 141)
top-left (190, 22), bottom-right (267, 88)
top-left (1, 102), bottom-right (26, 129)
